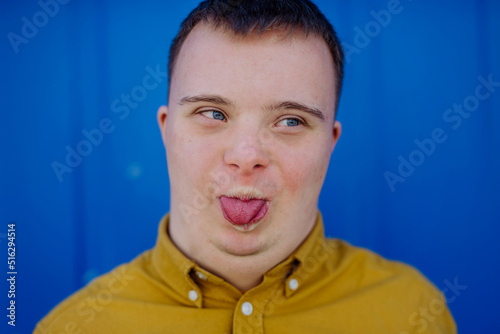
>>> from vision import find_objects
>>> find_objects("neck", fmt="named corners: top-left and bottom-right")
top-left (170, 224), bottom-right (281, 291)
top-left (167, 209), bottom-right (317, 292)
top-left (200, 255), bottom-right (267, 291)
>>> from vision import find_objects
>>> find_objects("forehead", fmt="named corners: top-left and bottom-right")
top-left (170, 23), bottom-right (337, 117)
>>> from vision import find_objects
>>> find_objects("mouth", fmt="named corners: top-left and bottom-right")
top-left (219, 188), bottom-right (269, 232)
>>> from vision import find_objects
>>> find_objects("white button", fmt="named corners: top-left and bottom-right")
top-left (195, 271), bottom-right (207, 280)
top-left (188, 290), bottom-right (198, 301)
top-left (241, 302), bottom-right (253, 316)
top-left (289, 279), bottom-right (299, 291)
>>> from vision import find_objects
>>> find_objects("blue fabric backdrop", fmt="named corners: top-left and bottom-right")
top-left (1, 0), bottom-right (499, 333)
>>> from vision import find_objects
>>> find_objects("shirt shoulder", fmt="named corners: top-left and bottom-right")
top-left (323, 238), bottom-right (435, 290)
top-left (34, 249), bottom-right (172, 334)
top-left (295, 238), bottom-right (457, 333)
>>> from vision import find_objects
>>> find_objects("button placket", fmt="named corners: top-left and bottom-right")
top-left (241, 302), bottom-right (253, 316)
top-left (234, 299), bottom-right (264, 334)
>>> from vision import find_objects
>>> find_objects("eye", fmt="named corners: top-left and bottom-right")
top-left (200, 110), bottom-right (227, 121)
top-left (276, 117), bottom-right (304, 127)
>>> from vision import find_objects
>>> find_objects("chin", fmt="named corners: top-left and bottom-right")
top-left (217, 227), bottom-right (265, 257)
top-left (221, 244), bottom-right (262, 257)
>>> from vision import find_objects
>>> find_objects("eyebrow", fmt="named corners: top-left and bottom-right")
top-left (178, 95), bottom-right (325, 122)
top-left (265, 101), bottom-right (326, 122)
top-left (178, 95), bottom-right (234, 107)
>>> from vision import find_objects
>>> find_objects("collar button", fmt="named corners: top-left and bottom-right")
top-left (289, 278), bottom-right (299, 291)
top-left (188, 290), bottom-right (199, 301)
top-left (195, 271), bottom-right (207, 280)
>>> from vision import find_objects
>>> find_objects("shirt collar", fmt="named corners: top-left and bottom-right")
top-left (292, 211), bottom-right (327, 264)
top-left (151, 212), bottom-right (329, 299)
top-left (151, 214), bottom-right (199, 302)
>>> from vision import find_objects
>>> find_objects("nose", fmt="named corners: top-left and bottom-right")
top-left (223, 131), bottom-right (270, 174)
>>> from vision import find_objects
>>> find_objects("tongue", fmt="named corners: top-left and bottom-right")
top-left (220, 196), bottom-right (267, 225)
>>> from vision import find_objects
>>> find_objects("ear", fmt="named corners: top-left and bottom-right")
top-left (157, 105), bottom-right (169, 145)
top-left (331, 120), bottom-right (342, 153)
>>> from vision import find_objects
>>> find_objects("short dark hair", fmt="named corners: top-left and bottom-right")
top-left (168, 0), bottom-right (344, 112)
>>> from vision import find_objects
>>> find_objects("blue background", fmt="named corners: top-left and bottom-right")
top-left (1, 0), bottom-right (499, 333)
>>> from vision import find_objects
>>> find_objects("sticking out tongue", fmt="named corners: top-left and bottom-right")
top-left (220, 196), bottom-right (268, 225)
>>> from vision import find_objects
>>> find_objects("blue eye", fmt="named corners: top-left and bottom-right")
top-left (277, 118), bottom-right (303, 127)
top-left (201, 110), bottom-right (226, 121)
top-left (212, 111), bottom-right (225, 121)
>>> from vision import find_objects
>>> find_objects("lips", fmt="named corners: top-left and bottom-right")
top-left (219, 196), bottom-right (268, 228)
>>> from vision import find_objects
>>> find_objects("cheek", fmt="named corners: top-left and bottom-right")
top-left (166, 125), bottom-right (222, 192)
top-left (166, 127), bottom-right (201, 182)
top-left (277, 138), bottom-right (331, 198)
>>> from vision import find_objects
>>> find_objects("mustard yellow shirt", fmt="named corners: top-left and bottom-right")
top-left (35, 213), bottom-right (456, 333)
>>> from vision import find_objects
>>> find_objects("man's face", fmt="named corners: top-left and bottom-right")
top-left (158, 23), bottom-right (341, 263)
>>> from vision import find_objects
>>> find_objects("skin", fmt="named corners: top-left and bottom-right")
top-left (157, 23), bottom-right (341, 291)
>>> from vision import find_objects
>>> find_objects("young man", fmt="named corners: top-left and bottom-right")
top-left (36, 0), bottom-right (456, 333)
